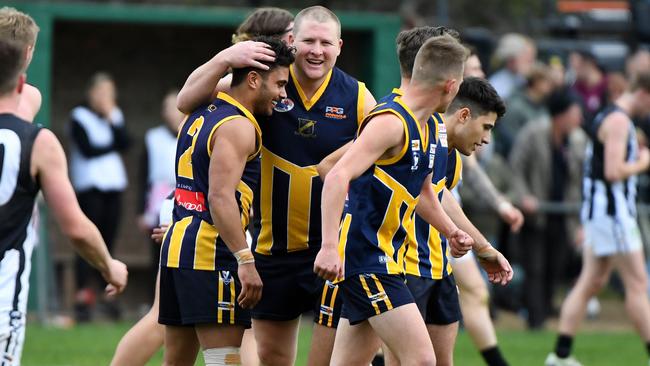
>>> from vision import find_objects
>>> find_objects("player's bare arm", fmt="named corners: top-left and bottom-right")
top-left (316, 86), bottom-right (377, 180)
top-left (315, 113), bottom-right (405, 281)
top-left (441, 187), bottom-right (513, 285)
top-left (31, 128), bottom-right (128, 295)
top-left (177, 41), bottom-right (276, 113)
top-left (601, 112), bottom-right (650, 181)
top-left (207, 117), bottom-right (262, 309)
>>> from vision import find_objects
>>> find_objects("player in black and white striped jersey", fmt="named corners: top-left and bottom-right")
top-left (0, 37), bottom-right (127, 366)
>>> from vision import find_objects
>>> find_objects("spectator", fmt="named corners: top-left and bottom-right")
top-left (68, 72), bottom-right (130, 321)
top-left (489, 33), bottom-right (537, 99)
top-left (571, 50), bottom-right (607, 123)
top-left (137, 90), bottom-right (183, 295)
top-left (510, 88), bottom-right (586, 329)
top-left (494, 62), bottom-right (553, 157)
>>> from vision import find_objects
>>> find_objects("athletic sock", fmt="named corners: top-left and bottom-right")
top-left (555, 334), bottom-right (573, 359)
top-left (480, 346), bottom-right (509, 366)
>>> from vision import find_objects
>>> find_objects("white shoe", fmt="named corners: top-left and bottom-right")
top-left (545, 352), bottom-right (583, 366)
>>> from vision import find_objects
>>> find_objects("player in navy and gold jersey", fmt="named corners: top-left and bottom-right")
top-left (176, 6), bottom-right (377, 366)
top-left (159, 37), bottom-right (293, 366)
top-left (315, 35), bottom-right (479, 366)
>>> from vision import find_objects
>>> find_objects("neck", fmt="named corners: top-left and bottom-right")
top-left (399, 77), bottom-right (411, 91)
top-left (402, 83), bottom-right (442, 128)
top-left (441, 112), bottom-right (458, 151)
top-left (615, 92), bottom-right (634, 116)
top-left (293, 66), bottom-right (329, 99)
top-left (228, 88), bottom-right (256, 115)
top-left (0, 94), bottom-right (20, 115)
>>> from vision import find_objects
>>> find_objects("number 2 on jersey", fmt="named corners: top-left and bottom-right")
top-left (177, 116), bottom-right (204, 180)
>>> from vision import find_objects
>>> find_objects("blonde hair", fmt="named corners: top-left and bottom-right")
top-left (0, 7), bottom-right (39, 47)
top-left (412, 35), bottom-right (468, 85)
top-left (294, 6), bottom-right (340, 38)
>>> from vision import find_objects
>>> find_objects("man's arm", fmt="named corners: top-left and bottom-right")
top-left (31, 129), bottom-right (127, 295)
top-left (316, 87), bottom-right (376, 180)
top-left (315, 114), bottom-right (404, 281)
top-left (207, 118), bottom-right (261, 309)
top-left (177, 41), bottom-right (276, 113)
top-left (441, 188), bottom-right (513, 285)
top-left (602, 113), bottom-right (650, 181)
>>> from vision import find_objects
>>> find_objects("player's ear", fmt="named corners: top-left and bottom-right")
top-left (247, 71), bottom-right (261, 90)
top-left (444, 78), bottom-right (457, 95)
top-left (458, 107), bottom-right (471, 124)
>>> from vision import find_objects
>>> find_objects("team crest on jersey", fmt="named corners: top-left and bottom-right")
top-left (325, 106), bottom-right (346, 119)
top-left (220, 271), bottom-right (233, 284)
top-left (274, 97), bottom-right (294, 112)
top-left (295, 118), bottom-right (317, 138)
top-left (411, 139), bottom-right (421, 151)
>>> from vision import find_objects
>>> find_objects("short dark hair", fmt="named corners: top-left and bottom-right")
top-left (546, 87), bottom-right (581, 118)
top-left (396, 26), bottom-right (461, 78)
top-left (230, 36), bottom-right (295, 87)
top-left (0, 38), bottom-right (24, 96)
top-left (448, 77), bottom-right (506, 119)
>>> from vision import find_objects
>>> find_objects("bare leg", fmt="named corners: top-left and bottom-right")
top-left (558, 246), bottom-right (613, 335)
top-left (427, 323), bottom-right (459, 366)
top-left (330, 318), bottom-right (383, 366)
top-left (162, 325), bottom-right (200, 366)
top-left (241, 328), bottom-right (259, 366)
top-left (110, 271), bottom-right (164, 366)
top-left (452, 258), bottom-right (497, 350)
top-left (612, 250), bottom-right (650, 341)
top-left (253, 318), bottom-right (300, 366)
top-left (307, 323), bottom-right (337, 366)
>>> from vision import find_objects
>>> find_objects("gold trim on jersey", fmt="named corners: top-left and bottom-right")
top-left (356, 82), bottom-right (366, 126)
top-left (194, 220), bottom-right (218, 270)
top-left (449, 150), bottom-right (463, 190)
top-left (394, 97), bottom-right (429, 148)
top-left (165, 216), bottom-right (193, 268)
top-left (290, 65), bottom-right (333, 111)
top-left (256, 147), bottom-right (320, 255)
top-left (428, 229), bottom-right (445, 279)
top-left (373, 166), bottom-right (419, 274)
top-left (207, 92), bottom-right (262, 160)
top-left (359, 109), bottom-right (409, 166)
top-left (237, 181), bottom-right (254, 229)
top-left (206, 115), bottom-right (239, 156)
top-left (337, 213), bottom-right (353, 282)
top-left (391, 88), bottom-right (403, 96)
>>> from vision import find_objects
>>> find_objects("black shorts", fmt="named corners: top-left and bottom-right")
top-left (406, 274), bottom-right (461, 325)
top-left (339, 273), bottom-right (414, 325)
top-left (251, 251), bottom-right (322, 321)
top-left (314, 279), bottom-right (343, 328)
top-left (159, 267), bottom-right (251, 328)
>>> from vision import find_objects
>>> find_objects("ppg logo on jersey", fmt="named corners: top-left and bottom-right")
top-left (295, 118), bottom-right (317, 138)
top-left (325, 106), bottom-right (346, 119)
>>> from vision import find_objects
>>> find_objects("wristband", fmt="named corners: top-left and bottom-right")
top-left (234, 248), bottom-right (255, 265)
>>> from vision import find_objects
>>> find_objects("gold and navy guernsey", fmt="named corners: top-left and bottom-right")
top-left (338, 97), bottom-right (436, 279)
top-left (254, 65), bottom-right (366, 256)
top-left (404, 111), bottom-right (464, 280)
top-left (160, 92), bottom-right (261, 272)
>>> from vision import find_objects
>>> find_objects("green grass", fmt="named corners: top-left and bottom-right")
top-left (21, 321), bottom-right (648, 365)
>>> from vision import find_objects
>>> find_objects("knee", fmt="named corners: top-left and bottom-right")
top-left (256, 343), bottom-right (291, 366)
top-left (411, 349), bottom-right (436, 366)
top-left (585, 275), bottom-right (608, 296)
top-left (461, 281), bottom-right (489, 306)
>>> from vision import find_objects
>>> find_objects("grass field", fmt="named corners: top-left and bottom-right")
top-left (21, 319), bottom-right (649, 365)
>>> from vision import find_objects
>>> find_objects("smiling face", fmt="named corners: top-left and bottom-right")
top-left (292, 18), bottom-right (341, 83)
top-left (253, 66), bottom-right (289, 116)
top-left (453, 108), bottom-right (497, 155)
